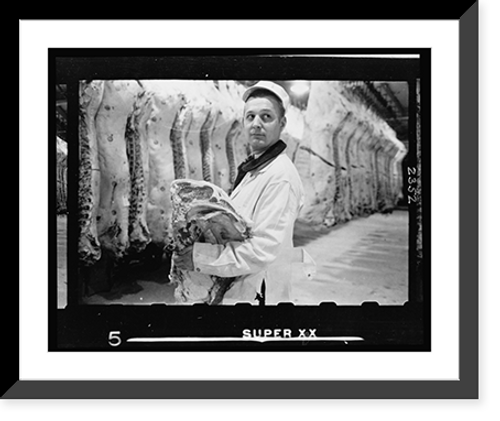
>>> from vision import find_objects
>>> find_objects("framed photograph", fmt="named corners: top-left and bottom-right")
top-left (52, 51), bottom-right (428, 350)
top-left (11, 9), bottom-right (478, 397)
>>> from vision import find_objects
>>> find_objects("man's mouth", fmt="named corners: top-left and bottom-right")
top-left (251, 132), bottom-right (265, 138)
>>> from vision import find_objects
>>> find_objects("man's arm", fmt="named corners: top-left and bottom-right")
top-left (172, 245), bottom-right (194, 271)
top-left (190, 180), bottom-right (299, 277)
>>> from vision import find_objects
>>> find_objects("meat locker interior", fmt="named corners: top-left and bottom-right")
top-left (55, 67), bottom-right (419, 308)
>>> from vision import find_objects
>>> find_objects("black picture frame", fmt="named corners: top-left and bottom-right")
top-left (9, 6), bottom-right (478, 399)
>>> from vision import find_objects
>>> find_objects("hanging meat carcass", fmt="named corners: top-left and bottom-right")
top-left (294, 81), bottom-right (356, 227)
top-left (93, 80), bottom-right (144, 262)
top-left (56, 136), bottom-right (68, 214)
top-left (78, 80), bottom-right (104, 265)
top-left (140, 81), bottom-right (185, 250)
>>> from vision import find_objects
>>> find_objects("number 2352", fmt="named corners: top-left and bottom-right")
top-left (407, 167), bottom-right (418, 204)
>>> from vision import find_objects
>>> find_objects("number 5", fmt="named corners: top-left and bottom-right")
top-left (108, 331), bottom-right (121, 347)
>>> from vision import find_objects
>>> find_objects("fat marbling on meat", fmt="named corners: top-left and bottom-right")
top-left (78, 80), bottom-right (104, 265)
top-left (169, 179), bottom-right (252, 305)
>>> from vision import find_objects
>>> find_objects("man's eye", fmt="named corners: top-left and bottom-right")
top-left (246, 114), bottom-right (254, 121)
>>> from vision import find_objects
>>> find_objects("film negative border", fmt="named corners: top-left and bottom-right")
top-left (51, 50), bottom-right (428, 352)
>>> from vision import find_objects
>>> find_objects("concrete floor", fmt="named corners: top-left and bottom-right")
top-left (57, 210), bottom-right (409, 308)
top-left (292, 210), bottom-right (409, 305)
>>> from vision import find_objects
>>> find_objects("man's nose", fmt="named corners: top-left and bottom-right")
top-left (251, 116), bottom-right (262, 127)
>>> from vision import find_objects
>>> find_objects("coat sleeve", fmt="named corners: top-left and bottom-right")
top-left (192, 180), bottom-right (299, 278)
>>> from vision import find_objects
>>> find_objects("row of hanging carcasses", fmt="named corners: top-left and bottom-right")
top-left (56, 136), bottom-right (68, 214)
top-left (76, 79), bottom-right (407, 266)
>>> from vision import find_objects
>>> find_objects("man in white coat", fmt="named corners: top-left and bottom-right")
top-left (173, 81), bottom-right (308, 304)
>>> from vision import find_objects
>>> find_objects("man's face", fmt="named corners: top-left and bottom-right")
top-left (243, 95), bottom-right (286, 155)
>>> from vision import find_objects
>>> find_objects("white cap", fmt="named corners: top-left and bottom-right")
top-left (242, 81), bottom-right (290, 112)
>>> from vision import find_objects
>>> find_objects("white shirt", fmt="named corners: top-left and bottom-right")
top-left (192, 150), bottom-right (305, 304)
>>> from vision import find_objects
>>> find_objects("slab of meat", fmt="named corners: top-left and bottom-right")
top-left (348, 121), bottom-right (371, 215)
top-left (169, 102), bottom-right (192, 180)
top-left (125, 91), bottom-right (154, 253)
top-left (204, 82), bottom-right (242, 191)
top-left (214, 81), bottom-right (249, 174)
top-left (298, 81), bottom-right (355, 226)
top-left (168, 179), bottom-right (252, 305)
top-left (281, 105), bottom-right (305, 163)
top-left (199, 108), bottom-right (217, 183)
top-left (56, 136), bottom-right (68, 214)
top-left (78, 80), bottom-right (104, 265)
top-left (183, 98), bottom-right (212, 181)
top-left (142, 81), bottom-right (185, 247)
top-left (95, 80), bottom-right (143, 260)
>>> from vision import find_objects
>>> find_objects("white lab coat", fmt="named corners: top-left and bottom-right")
top-left (192, 150), bottom-right (313, 304)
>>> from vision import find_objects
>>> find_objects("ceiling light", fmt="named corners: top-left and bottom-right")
top-left (290, 81), bottom-right (310, 97)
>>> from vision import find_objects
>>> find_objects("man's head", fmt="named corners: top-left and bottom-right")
top-left (242, 81), bottom-right (290, 155)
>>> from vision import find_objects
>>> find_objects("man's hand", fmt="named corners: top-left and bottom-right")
top-left (172, 245), bottom-right (194, 271)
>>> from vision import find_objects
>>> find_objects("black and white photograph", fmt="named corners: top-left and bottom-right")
top-left (50, 51), bottom-right (430, 351)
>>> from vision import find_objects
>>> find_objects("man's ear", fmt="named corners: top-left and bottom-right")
top-left (280, 116), bottom-right (287, 132)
